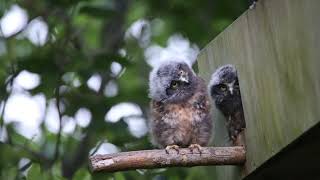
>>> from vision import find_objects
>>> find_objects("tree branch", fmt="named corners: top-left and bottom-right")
top-left (89, 146), bottom-right (246, 172)
top-left (54, 85), bottom-right (62, 162)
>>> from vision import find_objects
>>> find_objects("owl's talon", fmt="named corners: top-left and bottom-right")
top-left (188, 144), bottom-right (202, 155)
top-left (165, 145), bottom-right (180, 154)
top-left (230, 135), bottom-right (237, 142)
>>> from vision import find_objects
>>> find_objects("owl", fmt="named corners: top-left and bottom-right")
top-left (208, 64), bottom-right (245, 144)
top-left (149, 59), bottom-right (212, 153)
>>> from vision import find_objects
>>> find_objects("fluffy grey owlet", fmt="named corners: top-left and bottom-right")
top-left (149, 60), bottom-right (212, 153)
top-left (209, 64), bottom-right (245, 144)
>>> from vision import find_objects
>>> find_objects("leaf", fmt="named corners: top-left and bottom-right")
top-left (73, 168), bottom-right (91, 180)
top-left (52, 163), bottom-right (67, 180)
top-left (91, 53), bottom-right (131, 72)
top-left (114, 172), bottom-right (125, 180)
top-left (79, 5), bottom-right (115, 18)
top-left (27, 163), bottom-right (42, 180)
top-left (0, 166), bottom-right (18, 180)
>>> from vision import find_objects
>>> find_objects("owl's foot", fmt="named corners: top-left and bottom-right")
top-left (165, 145), bottom-right (180, 154)
top-left (188, 144), bottom-right (202, 155)
top-left (230, 134), bottom-right (237, 142)
top-left (230, 128), bottom-right (245, 145)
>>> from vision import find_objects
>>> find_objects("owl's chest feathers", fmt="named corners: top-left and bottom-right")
top-left (162, 104), bottom-right (195, 127)
top-left (160, 94), bottom-right (208, 128)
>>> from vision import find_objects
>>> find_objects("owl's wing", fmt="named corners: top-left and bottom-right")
top-left (150, 100), bottom-right (165, 121)
top-left (193, 78), bottom-right (211, 113)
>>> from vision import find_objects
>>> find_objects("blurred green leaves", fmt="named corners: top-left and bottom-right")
top-left (79, 4), bottom-right (115, 19)
top-left (27, 163), bottom-right (43, 180)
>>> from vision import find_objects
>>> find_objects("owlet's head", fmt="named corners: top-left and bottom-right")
top-left (209, 64), bottom-right (241, 108)
top-left (149, 61), bottom-right (198, 103)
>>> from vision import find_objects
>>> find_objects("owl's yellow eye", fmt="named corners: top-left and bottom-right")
top-left (170, 81), bottom-right (179, 89)
top-left (220, 86), bottom-right (227, 91)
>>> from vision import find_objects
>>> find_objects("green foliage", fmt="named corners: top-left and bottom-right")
top-left (0, 0), bottom-right (248, 179)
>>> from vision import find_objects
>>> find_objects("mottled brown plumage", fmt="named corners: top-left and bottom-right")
top-left (148, 61), bottom-right (212, 149)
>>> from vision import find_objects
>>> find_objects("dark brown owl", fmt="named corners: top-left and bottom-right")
top-left (208, 64), bottom-right (245, 145)
top-left (148, 60), bottom-right (212, 153)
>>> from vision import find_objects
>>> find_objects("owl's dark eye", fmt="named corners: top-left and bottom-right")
top-left (170, 81), bottom-right (179, 89)
top-left (219, 84), bottom-right (227, 91)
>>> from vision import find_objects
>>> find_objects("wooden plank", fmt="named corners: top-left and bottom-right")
top-left (244, 122), bottom-right (320, 180)
top-left (197, 0), bottom-right (320, 179)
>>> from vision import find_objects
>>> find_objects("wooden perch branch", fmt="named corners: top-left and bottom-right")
top-left (89, 146), bottom-right (246, 172)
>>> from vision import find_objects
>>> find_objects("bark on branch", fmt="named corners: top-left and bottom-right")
top-left (89, 146), bottom-right (246, 172)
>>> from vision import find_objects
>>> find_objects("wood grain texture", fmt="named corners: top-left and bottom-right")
top-left (197, 0), bottom-right (320, 179)
top-left (89, 146), bottom-right (246, 172)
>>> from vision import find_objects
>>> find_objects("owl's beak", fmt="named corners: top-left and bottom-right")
top-left (179, 73), bottom-right (189, 83)
top-left (229, 87), bottom-right (234, 95)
